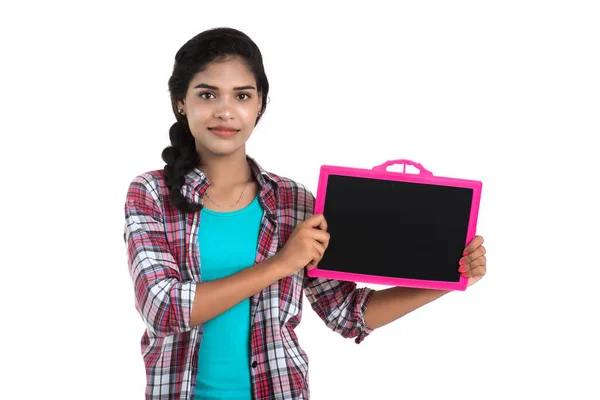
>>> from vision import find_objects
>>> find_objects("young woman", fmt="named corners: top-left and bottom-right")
top-left (123, 27), bottom-right (487, 400)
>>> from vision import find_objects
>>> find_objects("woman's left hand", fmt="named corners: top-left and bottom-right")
top-left (458, 235), bottom-right (487, 287)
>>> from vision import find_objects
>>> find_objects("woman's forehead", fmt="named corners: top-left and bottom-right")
top-left (190, 59), bottom-right (256, 88)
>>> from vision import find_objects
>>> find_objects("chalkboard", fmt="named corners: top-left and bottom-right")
top-left (307, 160), bottom-right (482, 291)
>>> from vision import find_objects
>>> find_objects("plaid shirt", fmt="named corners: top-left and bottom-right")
top-left (124, 156), bottom-right (375, 400)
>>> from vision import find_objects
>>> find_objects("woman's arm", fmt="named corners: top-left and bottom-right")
top-left (364, 235), bottom-right (487, 330)
top-left (303, 276), bottom-right (376, 344)
top-left (189, 257), bottom-right (287, 326)
top-left (364, 287), bottom-right (449, 330)
top-left (125, 175), bottom-right (288, 336)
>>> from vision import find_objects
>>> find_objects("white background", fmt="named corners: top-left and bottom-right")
top-left (1, 1), bottom-right (599, 399)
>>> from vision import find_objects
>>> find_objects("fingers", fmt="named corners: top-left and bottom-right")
top-left (310, 229), bottom-right (330, 249)
top-left (466, 260), bottom-right (487, 280)
top-left (459, 253), bottom-right (487, 279)
top-left (302, 214), bottom-right (330, 248)
top-left (461, 243), bottom-right (486, 265)
top-left (313, 241), bottom-right (326, 259)
top-left (305, 213), bottom-right (328, 231)
top-left (459, 235), bottom-right (486, 280)
top-left (463, 235), bottom-right (484, 256)
top-left (306, 241), bottom-right (326, 270)
top-left (317, 214), bottom-right (328, 231)
top-left (468, 255), bottom-right (486, 270)
top-left (459, 236), bottom-right (485, 279)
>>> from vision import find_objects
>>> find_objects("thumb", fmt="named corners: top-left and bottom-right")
top-left (305, 213), bottom-right (327, 230)
top-left (305, 260), bottom-right (318, 270)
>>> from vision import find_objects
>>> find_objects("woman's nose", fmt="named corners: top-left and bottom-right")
top-left (213, 99), bottom-right (234, 120)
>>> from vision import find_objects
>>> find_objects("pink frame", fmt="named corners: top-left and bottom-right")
top-left (306, 159), bottom-right (482, 291)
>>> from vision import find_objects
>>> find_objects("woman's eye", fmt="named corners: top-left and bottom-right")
top-left (238, 93), bottom-right (250, 100)
top-left (200, 92), bottom-right (215, 100)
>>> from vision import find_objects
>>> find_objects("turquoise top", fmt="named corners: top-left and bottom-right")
top-left (195, 194), bottom-right (263, 400)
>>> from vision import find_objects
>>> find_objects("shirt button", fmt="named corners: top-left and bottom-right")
top-left (251, 361), bottom-right (258, 368)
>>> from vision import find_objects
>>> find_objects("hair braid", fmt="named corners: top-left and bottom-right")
top-left (161, 119), bottom-right (203, 213)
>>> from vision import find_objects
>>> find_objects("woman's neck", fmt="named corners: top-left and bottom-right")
top-left (198, 152), bottom-right (253, 188)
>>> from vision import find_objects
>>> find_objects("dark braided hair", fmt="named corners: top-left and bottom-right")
top-left (161, 27), bottom-right (270, 213)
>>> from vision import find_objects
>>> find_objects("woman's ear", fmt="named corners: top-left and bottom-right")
top-left (177, 99), bottom-right (185, 113)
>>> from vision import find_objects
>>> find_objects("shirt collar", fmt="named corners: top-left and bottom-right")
top-left (183, 155), bottom-right (279, 219)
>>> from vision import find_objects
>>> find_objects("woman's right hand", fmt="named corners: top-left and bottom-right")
top-left (273, 213), bottom-right (330, 276)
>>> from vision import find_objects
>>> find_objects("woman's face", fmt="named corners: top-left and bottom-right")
top-left (178, 57), bottom-right (262, 160)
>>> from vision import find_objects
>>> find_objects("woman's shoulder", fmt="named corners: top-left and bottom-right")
top-left (266, 171), bottom-right (313, 197)
top-left (263, 171), bottom-right (316, 213)
top-left (125, 168), bottom-right (169, 206)
top-left (249, 156), bottom-right (314, 200)
top-left (127, 168), bottom-right (167, 190)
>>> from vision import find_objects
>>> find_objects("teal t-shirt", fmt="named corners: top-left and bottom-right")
top-left (195, 194), bottom-right (263, 400)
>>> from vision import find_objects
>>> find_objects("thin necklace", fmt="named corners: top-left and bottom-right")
top-left (204, 176), bottom-right (253, 208)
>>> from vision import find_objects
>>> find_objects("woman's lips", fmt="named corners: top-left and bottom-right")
top-left (208, 127), bottom-right (239, 138)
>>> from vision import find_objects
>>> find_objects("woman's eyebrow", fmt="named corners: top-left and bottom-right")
top-left (193, 83), bottom-right (256, 91)
top-left (232, 85), bottom-right (256, 91)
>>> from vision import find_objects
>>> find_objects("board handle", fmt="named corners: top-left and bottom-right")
top-left (372, 159), bottom-right (433, 176)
